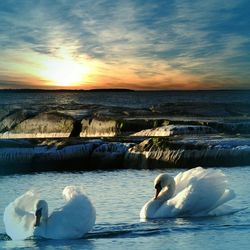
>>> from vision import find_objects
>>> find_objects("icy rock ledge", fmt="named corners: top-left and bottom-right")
top-left (0, 139), bottom-right (132, 174)
top-left (125, 136), bottom-right (250, 168)
top-left (132, 125), bottom-right (216, 137)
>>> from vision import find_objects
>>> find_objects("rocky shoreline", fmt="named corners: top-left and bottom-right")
top-left (0, 102), bottom-right (250, 174)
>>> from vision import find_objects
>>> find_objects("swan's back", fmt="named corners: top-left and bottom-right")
top-left (168, 167), bottom-right (235, 216)
top-left (3, 191), bottom-right (39, 240)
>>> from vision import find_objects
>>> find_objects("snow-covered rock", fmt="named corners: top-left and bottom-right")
top-left (132, 125), bottom-right (215, 137)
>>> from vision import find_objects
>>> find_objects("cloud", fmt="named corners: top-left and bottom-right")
top-left (0, 0), bottom-right (250, 89)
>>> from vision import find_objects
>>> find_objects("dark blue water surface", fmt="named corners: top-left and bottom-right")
top-left (0, 90), bottom-right (250, 108)
top-left (0, 90), bottom-right (250, 249)
top-left (0, 168), bottom-right (249, 250)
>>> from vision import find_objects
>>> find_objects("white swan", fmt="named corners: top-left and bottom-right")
top-left (140, 167), bottom-right (237, 219)
top-left (4, 186), bottom-right (96, 240)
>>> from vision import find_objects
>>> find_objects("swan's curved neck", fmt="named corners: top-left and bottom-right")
top-left (158, 178), bottom-right (176, 202)
top-left (141, 176), bottom-right (176, 219)
top-left (35, 201), bottom-right (49, 227)
top-left (41, 209), bottom-right (48, 223)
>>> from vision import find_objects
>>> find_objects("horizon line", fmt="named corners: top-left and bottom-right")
top-left (0, 88), bottom-right (250, 92)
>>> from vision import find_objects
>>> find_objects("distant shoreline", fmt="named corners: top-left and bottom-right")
top-left (0, 88), bottom-right (135, 93)
top-left (0, 88), bottom-right (249, 93)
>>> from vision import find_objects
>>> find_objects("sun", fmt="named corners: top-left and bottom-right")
top-left (40, 58), bottom-right (91, 87)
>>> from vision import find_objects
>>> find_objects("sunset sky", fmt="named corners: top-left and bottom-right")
top-left (0, 0), bottom-right (250, 90)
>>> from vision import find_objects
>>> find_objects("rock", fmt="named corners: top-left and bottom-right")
top-left (132, 125), bottom-right (215, 137)
top-left (80, 118), bottom-right (121, 137)
top-left (0, 139), bottom-right (103, 174)
top-left (0, 107), bottom-right (10, 121)
top-left (120, 119), bottom-right (163, 134)
top-left (0, 110), bottom-right (34, 133)
top-left (0, 139), bottom-right (134, 174)
top-left (57, 109), bottom-right (91, 120)
top-left (2, 112), bottom-right (75, 138)
top-left (125, 136), bottom-right (250, 168)
top-left (90, 142), bottom-right (131, 169)
top-left (80, 118), bottom-right (166, 137)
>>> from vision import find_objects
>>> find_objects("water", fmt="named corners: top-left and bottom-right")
top-left (0, 167), bottom-right (249, 250)
top-left (1, 90), bottom-right (250, 108)
top-left (0, 90), bottom-right (250, 249)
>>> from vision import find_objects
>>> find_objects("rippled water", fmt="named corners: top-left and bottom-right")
top-left (0, 167), bottom-right (249, 250)
top-left (1, 90), bottom-right (250, 108)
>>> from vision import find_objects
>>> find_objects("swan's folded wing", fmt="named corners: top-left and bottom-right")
top-left (170, 169), bottom-right (234, 216)
top-left (202, 189), bottom-right (236, 216)
top-left (174, 167), bottom-right (206, 195)
top-left (4, 201), bottom-right (35, 240)
top-left (174, 167), bottom-right (228, 196)
top-left (154, 186), bottom-right (193, 217)
top-left (3, 190), bottom-right (39, 240)
top-left (13, 190), bottom-right (39, 212)
top-left (45, 196), bottom-right (96, 239)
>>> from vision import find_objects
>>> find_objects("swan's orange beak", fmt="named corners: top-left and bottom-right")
top-left (154, 183), bottom-right (162, 199)
top-left (34, 208), bottom-right (42, 227)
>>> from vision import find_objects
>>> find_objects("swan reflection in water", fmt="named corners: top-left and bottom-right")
top-left (140, 167), bottom-right (241, 219)
top-left (4, 186), bottom-right (96, 240)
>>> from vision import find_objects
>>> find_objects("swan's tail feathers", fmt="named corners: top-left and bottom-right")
top-left (195, 188), bottom-right (236, 216)
top-left (215, 189), bottom-right (236, 207)
top-left (208, 205), bottom-right (247, 217)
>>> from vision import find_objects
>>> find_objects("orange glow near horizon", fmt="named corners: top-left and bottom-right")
top-left (38, 57), bottom-right (92, 88)
top-left (0, 47), bottom-right (227, 90)
top-left (33, 60), bottom-right (209, 90)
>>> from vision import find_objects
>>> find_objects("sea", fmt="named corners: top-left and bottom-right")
top-left (0, 168), bottom-right (249, 250)
top-left (0, 90), bottom-right (250, 249)
top-left (0, 89), bottom-right (250, 108)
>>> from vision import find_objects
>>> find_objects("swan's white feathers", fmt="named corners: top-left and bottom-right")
top-left (4, 186), bottom-right (95, 240)
top-left (40, 193), bottom-right (96, 239)
top-left (3, 190), bottom-right (39, 240)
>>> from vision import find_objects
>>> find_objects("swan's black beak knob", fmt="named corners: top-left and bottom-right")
top-left (154, 183), bottom-right (162, 199)
top-left (34, 208), bottom-right (42, 227)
